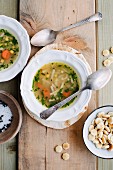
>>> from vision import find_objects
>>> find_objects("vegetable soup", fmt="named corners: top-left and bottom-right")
top-left (32, 62), bottom-right (79, 108)
top-left (0, 29), bottom-right (19, 70)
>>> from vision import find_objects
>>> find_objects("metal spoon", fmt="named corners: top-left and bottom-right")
top-left (40, 68), bottom-right (112, 120)
top-left (31, 12), bottom-right (102, 47)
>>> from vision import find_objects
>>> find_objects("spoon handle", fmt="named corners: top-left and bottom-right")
top-left (60, 12), bottom-right (102, 32)
top-left (40, 87), bottom-right (88, 120)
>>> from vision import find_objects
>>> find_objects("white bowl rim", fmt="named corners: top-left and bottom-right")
top-left (83, 105), bottom-right (113, 159)
top-left (20, 49), bottom-right (92, 122)
top-left (0, 15), bottom-right (31, 82)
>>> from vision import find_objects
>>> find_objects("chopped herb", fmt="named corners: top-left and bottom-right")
top-left (57, 89), bottom-right (63, 98)
top-left (37, 96), bottom-right (40, 99)
top-left (41, 96), bottom-right (45, 105)
top-left (12, 37), bottom-right (18, 45)
top-left (10, 60), bottom-right (13, 64)
top-left (5, 31), bottom-right (12, 36)
top-left (41, 73), bottom-right (45, 75)
top-left (51, 95), bottom-right (56, 99)
top-left (64, 65), bottom-right (68, 68)
top-left (34, 70), bottom-right (40, 82)
top-left (48, 101), bottom-right (57, 108)
top-left (15, 48), bottom-right (19, 52)
top-left (34, 88), bottom-right (38, 92)
top-left (32, 80), bottom-right (35, 88)
top-left (65, 88), bottom-right (69, 92)
top-left (62, 97), bottom-right (76, 108)
top-left (69, 72), bottom-right (77, 80)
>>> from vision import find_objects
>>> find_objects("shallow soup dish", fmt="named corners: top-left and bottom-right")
top-left (21, 49), bottom-right (91, 122)
top-left (0, 15), bottom-right (31, 82)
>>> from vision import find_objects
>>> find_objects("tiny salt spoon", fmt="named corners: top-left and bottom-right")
top-left (40, 68), bottom-right (112, 120)
top-left (31, 12), bottom-right (102, 47)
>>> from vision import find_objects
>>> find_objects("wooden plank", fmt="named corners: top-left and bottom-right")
top-left (97, 0), bottom-right (113, 170)
top-left (19, 0), bottom-right (97, 170)
top-left (0, 0), bottom-right (18, 170)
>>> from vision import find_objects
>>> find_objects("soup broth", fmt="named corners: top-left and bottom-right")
top-left (32, 62), bottom-right (79, 108)
top-left (0, 29), bottom-right (19, 70)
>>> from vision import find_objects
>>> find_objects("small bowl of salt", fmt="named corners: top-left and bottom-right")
top-left (0, 90), bottom-right (22, 144)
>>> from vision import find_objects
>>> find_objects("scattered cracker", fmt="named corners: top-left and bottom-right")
top-left (102, 49), bottom-right (109, 56)
top-left (62, 142), bottom-right (70, 150)
top-left (103, 59), bottom-right (111, 67)
top-left (62, 153), bottom-right (70, 160)
top-left (55, 145), bottom-right (63, 153)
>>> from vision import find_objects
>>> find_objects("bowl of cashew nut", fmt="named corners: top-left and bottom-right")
top-left (83, 105), bottom-right (113, 158)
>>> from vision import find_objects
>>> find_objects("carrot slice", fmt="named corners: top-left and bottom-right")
top-left (37, 82), bottom-right (50, 98)
top-left (37, 82), bottom-right (43, 89)
top-left (63, 91), bottom-right (71, 97)
top-left (43, 88), bottom-right (50, 98)
top-left (2, 49), bottom-right (11, 60)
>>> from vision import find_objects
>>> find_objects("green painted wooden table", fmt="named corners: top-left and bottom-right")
top-left (0, 0), bottom-right (113, 170)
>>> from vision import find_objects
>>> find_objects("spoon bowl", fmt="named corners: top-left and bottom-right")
top-left (87, 68), bottom-right (112, 90)
top-left (31, 29), bottom-right (57, 46)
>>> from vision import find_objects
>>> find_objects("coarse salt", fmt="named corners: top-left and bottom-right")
top-left (0, 100), bottom-right (13, 133)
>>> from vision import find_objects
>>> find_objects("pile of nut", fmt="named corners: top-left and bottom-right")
top-left (54, 142), bottom-right (70, 160)
top-left (88, 111), bottom-right (113, 151)
top-left (102, 47), bottom-right (113, 67)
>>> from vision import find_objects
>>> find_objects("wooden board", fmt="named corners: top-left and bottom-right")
top-left (0, 0), bottom-right (18, 170)
top-left (97, 0), bottom-right (113, 170)
top-left (19, 1), bottom-right (97, 170)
